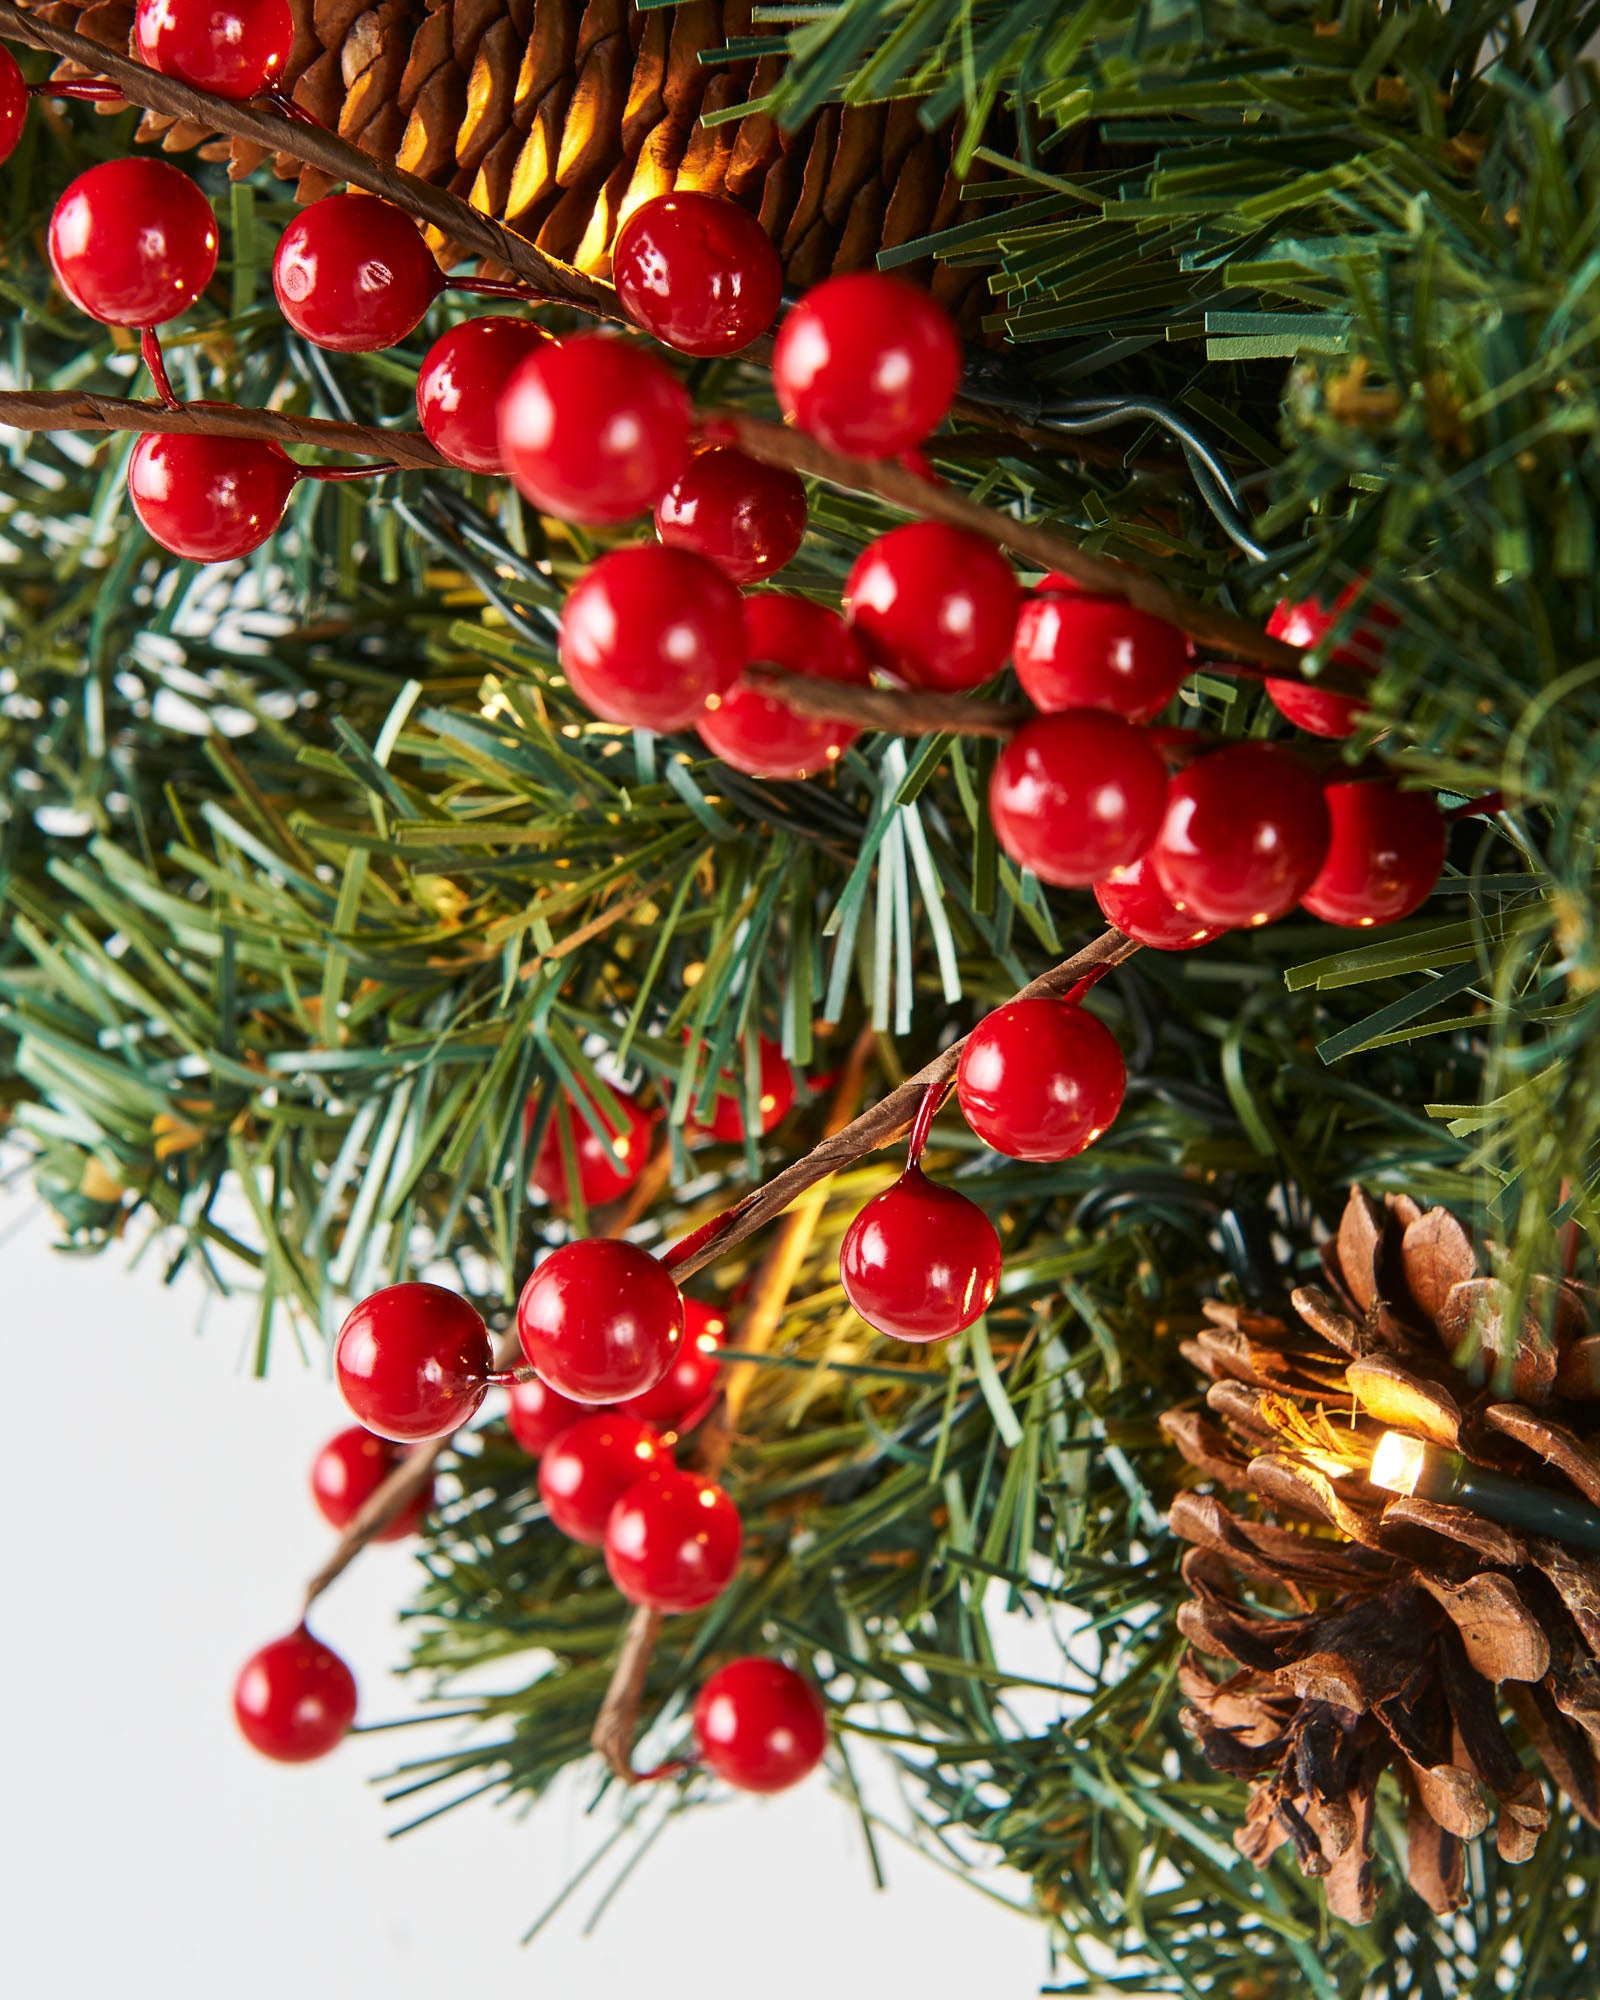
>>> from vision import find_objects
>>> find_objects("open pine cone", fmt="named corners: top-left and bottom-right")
top-left (36, 0), bottom-right (997, 315)
top-left (1163, 1186), bottom-right (1600, 1923)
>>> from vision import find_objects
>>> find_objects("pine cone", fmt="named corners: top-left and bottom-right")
top-left (1164, 1186), bottom-right (1600, 1924)
top-left (35, 0), bottom-right (995, 317)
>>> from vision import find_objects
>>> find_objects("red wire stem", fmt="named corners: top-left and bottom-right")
top-left (139, 329), bottom-right (181, 412)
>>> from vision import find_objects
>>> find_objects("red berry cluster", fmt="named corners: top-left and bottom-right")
top-left (25, 102), bottom-right (1441, 930)
top-left (231, 1258), bottom-right (825, 1791)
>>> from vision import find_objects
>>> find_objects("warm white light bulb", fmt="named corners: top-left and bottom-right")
top-left (1369, 1431), bottom-right (1428, 1496)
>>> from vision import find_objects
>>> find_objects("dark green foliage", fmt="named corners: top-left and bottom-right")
top-left (6, 5), bottom-right (1600, 1992)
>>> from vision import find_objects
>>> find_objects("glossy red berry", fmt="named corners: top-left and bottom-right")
top-left (605, 1466), bottom-right (743, 1612)
top-left (0, 45), bottom-right (27, 166)
top-left (699, 593), bottom-right (869, 780)
top-left (416, 315), bottom-right (549, 474)
top-left (335, 1281), bottom-right (492, 1442)
top-left (310, 1425), bottom-right (431, 1539)
top-left (49, 158), bottom-right (218, 327)
top-left (1013, 587), bottom-right (1189, 722)
top-left (233, 1627), bottom-right (357, 1763)
top-left (1299, 779), bottom-right (1447, 928)
top-left (957, 999), bottom-right (1125, 1162)
top-left (616, 1297), bottom-right (727, 1427)
top-left (1152, 742), bottom-right (1331, 929)
top-left (988, 711), bottom-right (1168, 887)
top-left (273, 193), bottom-right (443, 353)
top-left (656, 446), bottom-right (807, 585)
top-left (499, 333), bottom-right (690, 523)
top-left (1093, 853), bottom-right (1227, 951)
top-left (844, 523), bottom-right (1018, 693)
top-left (697, 1033), bottom-right (796, 1143)
top-left (128, 431), bottom-right (298, 563)
top-left (772, 271), bottom-right (962, 458)
top-left (505, 1375), bottom-right (589, 1458)
top-left (559, 544), bottom-right (745, 731)
top-left (517, 1238), bottom-right (685, 1404)
top-left (134, 0), bottom-right (293, 100)
top-left (538, 1412), bottom-right (668, 1544)
top-left (613, 192), bottom-right (783, 357)
top-left (1264, 586), bottom-right (1395, 737)
top-left (693, 1657), bottom-right (828, 1793)
top-left (529, 1087), bottom-right (653, 1210)
top-left (840, 1166), bottom-right (1001, 1343)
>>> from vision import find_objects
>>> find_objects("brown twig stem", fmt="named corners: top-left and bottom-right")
top-left (718, 411), bottom-right (1326, 681)
top-left (670, 925), bottom-right (1142, 1285)
top-left (590, 1605), bottom-right (666, 1782)
top-left (745, 663), bottom-right (1027, 738)
top-left (0, 0), bottom-right (611, 315)
top-left (697, 1026), bottom-right (878, 1476)
top-left (0, 386), bottom-right (448, 469)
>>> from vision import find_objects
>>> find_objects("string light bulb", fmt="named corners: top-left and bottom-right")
top-left (1368, 1430), bottom-right (1600, 1550)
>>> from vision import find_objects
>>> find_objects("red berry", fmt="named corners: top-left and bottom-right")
top-left (693, 1657), bottom-right (827, 1793)
top-left (416, 315), bottom-right (550, 474)
top-left (699, 593), bottom-right (868, 780)
top-left (49, 158), bottom-right (218, 327)
top-left (605, 1466), bottom-right (743, 1612)
top-left (538, 1412), bottom-right (668, 1544)
top-left (698, 1033), bottom-right (796, 1143)
top-left (505, 1375), bottom-right (589, 1458)
top-left (529, 1087), bottom-right (654, 1210)
top-left (559, 544), bottom-right (745, 731)
top-left (273, 193), bottom-right (443, 353)
top-left (233, 1627), bottom-right (356, 1763)
top-left (1299, 779), bottom-right (1446, 928)
top-left (844, 523), bottom-right (1018, 693)
top-left (616, 1297), bottom-right (727, 1427)
top-left (612, 192), bottom-right (783, 357)
top-left (840, 1166), bottom-right (1001, 1343)
top-left (1013, 587), bottom-right (1189, 722)
top-left (128, 431), bottom-right (298, 562)
top-left (957, 999), bottom-right (1125, 1162)
top-left (335, 1281), bottom-right (492, 1442)
top-left (310, 1425), bottom-right (431, 1539)
top-left (1152, 742), bottom-right (1331, 929)
top-left (499, 332), bottom-right (690, 523)
top-left (1264, 586), bottom-right (1395, 738)
top-left (656, 445), bottom-right (807, 584)
top-left (1093, 853), bottom-right (1226, 951)
top-left (988, 711), bottom-right (1168, 887)
top-left (134, 0), bottom-right (293, 100)
top-left (517, 1238), bottom-right (685, 1404)
top-left (772, 272), bottom-right (962, 458)
top-left (0, 45), bottom-right (27, 166)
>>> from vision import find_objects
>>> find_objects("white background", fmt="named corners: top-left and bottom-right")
top-left (1, 1196), bottom-right (1049, 1997)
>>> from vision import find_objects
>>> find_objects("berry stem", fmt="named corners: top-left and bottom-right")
top-left (298, 460), bottom-right (401, 484)
top-left (29, 76), bottom-right (122, 101)
top-left (905, 1075), bottom-right (950, 1167)
top-left (139, 328), bottom-right (182, 412)
top-left (0, 386), bottom-right (448, 470)
top-left (451, 275), bottom-right (560, 305)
